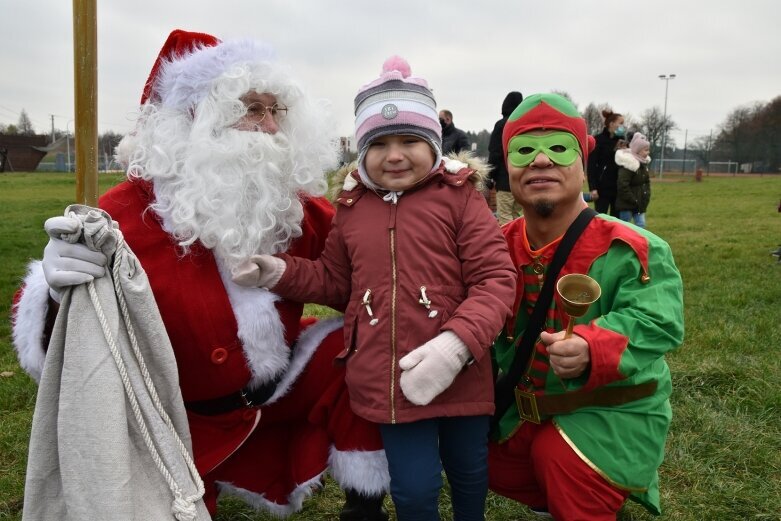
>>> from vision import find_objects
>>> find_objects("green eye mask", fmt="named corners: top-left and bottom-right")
top-left (507, 131), bottom-right (582, 168)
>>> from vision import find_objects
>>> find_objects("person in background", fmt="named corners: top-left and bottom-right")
top-left (488, 91), bottom-right (524, 224)
top-left (232, 56), bottom-right (516, 521)
top-left (587, 109), bottom-right (625, 215)
top-left (488, 93), bottom-right (684, 520)
top-left (615, 132), bottom-right (652, 228)
top-left (439, 109), bottom-right (470, 155)
top-left (12, 29), bottom-right (391, 519)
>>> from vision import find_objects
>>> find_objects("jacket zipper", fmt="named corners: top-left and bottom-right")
top-left (390, 228), bottom-right (398, 423)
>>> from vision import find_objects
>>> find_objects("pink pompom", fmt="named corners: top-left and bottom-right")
top-left (382, 56), bottom-right (411, 78)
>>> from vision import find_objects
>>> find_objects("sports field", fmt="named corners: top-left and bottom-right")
top-left (1, 172), bottom-right (779, 520)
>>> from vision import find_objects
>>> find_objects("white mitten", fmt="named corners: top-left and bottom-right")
top-left (42, 216), bottom-right (108, 303)
top-left (231, 254), bottom-right (287, 288)
top-left (399, 331), bottom-right (471, 406)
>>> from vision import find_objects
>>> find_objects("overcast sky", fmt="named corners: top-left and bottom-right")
top-left (2, 0), bottom-right (779, 148)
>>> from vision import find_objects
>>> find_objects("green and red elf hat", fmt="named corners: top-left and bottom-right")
top-left (502, 93), bottom-right (595, 165)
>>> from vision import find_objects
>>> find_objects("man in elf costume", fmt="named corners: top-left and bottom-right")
top-left (12, 29), bottom-right (389, 519)
top-left (488, 93), bottom-right (684, 519)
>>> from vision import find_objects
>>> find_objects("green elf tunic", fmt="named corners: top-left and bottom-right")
top-left (493, 213), bottom-right (684, 515)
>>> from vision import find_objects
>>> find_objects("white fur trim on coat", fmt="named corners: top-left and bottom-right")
top-left (217, 258), bottom-right (291, 390)
top-left (615, 148), bottom-right (641, 172)
top-left (443, 156), bottom-right (469, 173)
top-left (264, 316), bottom-right (344, 405)
top-left (329, 447), bottom-right (390, 496)
top-left (11, 261), bottom-right (50, 382)
top-left (216, 474), bottom-right (323, 517)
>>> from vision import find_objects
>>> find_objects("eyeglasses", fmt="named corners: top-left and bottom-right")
top-left (245, 102), bottom-right (289, 122)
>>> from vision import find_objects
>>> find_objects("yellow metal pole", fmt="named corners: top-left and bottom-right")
top-left (72, 0), bottom-right (98, 206)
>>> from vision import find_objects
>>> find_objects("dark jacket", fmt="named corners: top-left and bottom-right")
top-left (614, 149), bottom-right (652, 213)
top-left (275, 157), bottom-right (516, 425)
top-left (587, 128), bottom-right (620, 197)
top-left (442, 123), bottom-right (470, 155)
top-left (488, 92), bottom-right (524, 192)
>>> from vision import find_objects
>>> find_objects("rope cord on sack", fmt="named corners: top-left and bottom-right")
top-left (87, 232), bottom-right (205, 521)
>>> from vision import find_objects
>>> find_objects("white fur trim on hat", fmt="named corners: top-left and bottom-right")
top-left (156, 39), bottom-right (278, 111)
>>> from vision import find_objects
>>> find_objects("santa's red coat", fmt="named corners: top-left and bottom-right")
top-left (12, 179), bottom-right (387, 515)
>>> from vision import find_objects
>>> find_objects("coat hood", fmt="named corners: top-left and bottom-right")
top-left (615, 148), bottom-right (642, 172)
top-left (501, 91), bottom-right (524, 118)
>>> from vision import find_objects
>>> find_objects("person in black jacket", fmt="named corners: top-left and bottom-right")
top-left (488, 91), bottom-right (524, 224)
top-left (439, 109), bottom-right (470, 154)
top-left (587, 109), bottom-right (625, 216)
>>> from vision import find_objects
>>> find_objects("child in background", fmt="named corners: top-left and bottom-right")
top-left (232, 57), bottom-right (516, 520)
top-left (615, 132), bottom-right (652, 227)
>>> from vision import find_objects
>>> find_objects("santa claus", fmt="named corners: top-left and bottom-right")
top-left (12, 29), bottom-right (389, 519)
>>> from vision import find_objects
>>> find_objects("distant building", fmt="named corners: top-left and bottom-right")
top-left (339, 136), bottom-right (356, 165)
top-left (0, 134), bottom-right (51, 172)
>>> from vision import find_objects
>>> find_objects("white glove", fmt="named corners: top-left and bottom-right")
top-left (231, 254), bottom-right (287, 288)
top-left (399, 331), bottom-right (471, 406)
top-left (42, 216), bottom-right (108, 303)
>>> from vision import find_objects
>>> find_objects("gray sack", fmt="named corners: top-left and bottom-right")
top-left (22, 205), bottom-right (211, 521)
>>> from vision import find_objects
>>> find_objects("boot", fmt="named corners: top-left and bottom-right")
top-left (339, 488), bottom-right (389, 521)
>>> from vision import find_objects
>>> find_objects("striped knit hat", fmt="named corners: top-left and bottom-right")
top-left (354, 56), bottom-right (442, 186)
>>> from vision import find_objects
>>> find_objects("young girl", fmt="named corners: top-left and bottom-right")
top-left (232, 57), bottom-right (516, 520)
top-left (615, 132), bottom-right (652, 227)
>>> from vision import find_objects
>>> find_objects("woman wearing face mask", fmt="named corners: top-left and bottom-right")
top-left (587, 109), bottom-right (624, 216)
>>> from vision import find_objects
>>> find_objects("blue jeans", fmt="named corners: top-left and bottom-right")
top-left (379, 416), bottom-right (489, 521)
top-left (619, 210), bottom-right (646, 228)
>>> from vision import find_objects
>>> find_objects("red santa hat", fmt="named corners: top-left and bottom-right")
top-left (140, 29), bottom-right (278, 110)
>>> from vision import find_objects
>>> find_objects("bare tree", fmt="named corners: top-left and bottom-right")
top-left (638, 106), bottom-right (677, 156)
top-left (709, 97), bottom-right (781, 171)
top-left (17, 109), bottom-right (35, 135)
top-left (689, 135), bottom-right (714, 166)
top-left (582, 103), bottom-right (603, 136)
top-left (715, 102), bottom-right (763, 166)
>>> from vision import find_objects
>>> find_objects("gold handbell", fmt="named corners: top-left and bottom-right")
top-left (556, 273), bottom-right (601, 338)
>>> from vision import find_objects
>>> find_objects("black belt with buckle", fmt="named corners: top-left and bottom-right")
top-left (185, 378), bottom-right (280, 416)
top-left (515, 380), bottom-right (658, 424)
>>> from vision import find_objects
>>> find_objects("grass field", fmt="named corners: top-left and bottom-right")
top-left (1, 172), bottom-right (780, 520)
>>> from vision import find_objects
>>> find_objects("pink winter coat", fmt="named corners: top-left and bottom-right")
top-left (274, 158), bottom-right (516, 424)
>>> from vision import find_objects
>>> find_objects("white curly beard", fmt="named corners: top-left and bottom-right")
top-left (116, 65), bottom-right (338, 269)
top-left (151, 128), bottom-right (321, 268)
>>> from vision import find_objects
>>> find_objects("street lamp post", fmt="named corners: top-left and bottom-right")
top-left (658, 74), bottom-right (676, 177)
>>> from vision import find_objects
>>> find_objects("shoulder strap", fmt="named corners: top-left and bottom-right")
top-left (491, 207), bottom-right (597, 431)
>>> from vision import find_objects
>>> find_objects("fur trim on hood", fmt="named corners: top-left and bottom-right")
top-left (328, 151), bottom-right (489, 201)
top-left (615, 148), bottom-right (644, 172)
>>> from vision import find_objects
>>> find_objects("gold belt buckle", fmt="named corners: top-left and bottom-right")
top-left (514, 388), bottom-right (541, 424)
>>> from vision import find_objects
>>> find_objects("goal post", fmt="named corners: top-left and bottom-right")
top-left (707, 161), bottom-right (739, 174)
top-left (658, 158), bottom-right (698, 174)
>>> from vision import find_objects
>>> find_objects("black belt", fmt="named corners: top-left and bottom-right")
top-left (185, 378), bottom-right (279, 416)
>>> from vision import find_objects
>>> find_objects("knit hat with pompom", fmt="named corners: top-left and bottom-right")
top-left (354, 56), bottom-right (442, 184)
top-left (629, 132), bottom-right (651, 162)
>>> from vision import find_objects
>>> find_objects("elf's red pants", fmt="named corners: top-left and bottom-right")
top-left (489, 420), bottom-right (629, 521)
